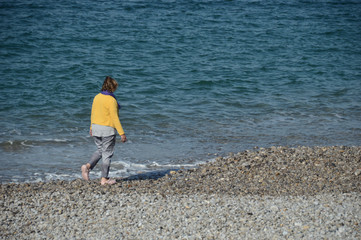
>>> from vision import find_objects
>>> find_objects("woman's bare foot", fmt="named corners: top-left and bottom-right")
top-left (81, 164), bottom-right (90, 181)
top-left (101, 177), bottom-right (116, 185)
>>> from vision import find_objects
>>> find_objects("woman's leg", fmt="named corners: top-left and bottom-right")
top-left (82, 136), bottom-right (103, 181)
top-left (89, 136), bottom-right (103, 168)
top-left (100, 135), bottom-right (116, 179)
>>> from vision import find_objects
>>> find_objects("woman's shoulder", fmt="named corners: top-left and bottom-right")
top-left (95, 93), bottom-right (113, 99)
top-left (96, 93), bottom-right (117, 104)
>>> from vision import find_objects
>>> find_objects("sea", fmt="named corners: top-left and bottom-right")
top-left (1, 0), bottom-right (360, 183)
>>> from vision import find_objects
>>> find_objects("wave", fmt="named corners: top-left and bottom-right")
top-left (0, 138), bottom-right (76, 152)
top-left (0, 158), bottom-right (205, 184)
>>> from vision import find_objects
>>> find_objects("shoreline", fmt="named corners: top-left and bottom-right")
top-left (3, 145), bottom-right (360, 195)
top-left (1, 146), bottom-right (360, 239)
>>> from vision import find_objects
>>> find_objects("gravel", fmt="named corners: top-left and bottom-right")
top-left (1, 146), bottom-right (360, 239)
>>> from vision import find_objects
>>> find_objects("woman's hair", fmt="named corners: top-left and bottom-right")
top-left (101, 76), bottom-right (118, 92)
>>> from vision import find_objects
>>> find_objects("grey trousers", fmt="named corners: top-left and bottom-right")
top-left (88, 135), bottom-right (116, 178)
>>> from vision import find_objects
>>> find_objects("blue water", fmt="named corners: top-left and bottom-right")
top-left (1, 0), bottom-right (360, 183)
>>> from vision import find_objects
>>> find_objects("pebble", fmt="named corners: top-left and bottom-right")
top-left (1, 146), bottom-right (360, 239)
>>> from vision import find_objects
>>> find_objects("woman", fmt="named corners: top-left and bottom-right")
top-left (81, 76), bottom-right (127, 185)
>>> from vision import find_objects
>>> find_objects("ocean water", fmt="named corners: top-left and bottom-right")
top-left (1, 0), bottom-right (360, 183)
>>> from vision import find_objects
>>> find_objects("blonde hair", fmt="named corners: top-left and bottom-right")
top-left (101, 76), bottom-right (118, 92)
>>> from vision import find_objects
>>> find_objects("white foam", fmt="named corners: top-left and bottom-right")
top-left (21, 141), bottom-right (34, 147)
top-left (10, 129), bottom-right (22, 135)
top-left (4, 157), bottom-right (207, 184)
top-left (113, 159), bottom-right (200, 170)
top-left (113, 160), bottom-right (149, 170)
top-left (44, 138), bottom-right (68, 143)
top-left (146, 161), bottom-right (201, 169)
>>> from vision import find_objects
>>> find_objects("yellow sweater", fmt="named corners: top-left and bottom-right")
top-left (90, 93), bottom-right (125, 136)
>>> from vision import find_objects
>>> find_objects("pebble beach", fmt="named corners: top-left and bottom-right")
top-left (1, 146), bottom-right (360, 239)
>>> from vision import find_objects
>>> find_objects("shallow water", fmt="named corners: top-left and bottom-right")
top-left (1, 0), bottom-right (360, 183)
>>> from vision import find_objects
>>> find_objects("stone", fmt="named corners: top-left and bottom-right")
top-left (1, 146), bottom-right (360, 239)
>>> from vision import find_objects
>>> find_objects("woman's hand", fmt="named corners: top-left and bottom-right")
top-left (89, 129), bottom-right (92, 136)
top-left (121, 134), bottom-right (127, 143)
